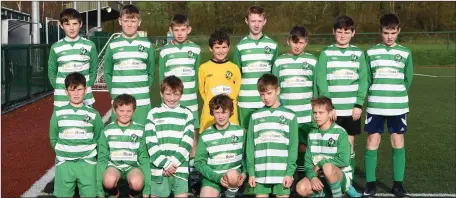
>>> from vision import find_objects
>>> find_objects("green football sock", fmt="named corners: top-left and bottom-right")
top-left (365, 149), bottom-right (378, 182)
top-left (393, 147), bottom-right (406, 181)
top-left (329, 180), bottom-right (342, 198)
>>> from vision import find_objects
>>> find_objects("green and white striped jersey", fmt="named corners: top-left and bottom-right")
top-left (233, 35), bottom-right (279, 108)
top-left (48, 36), bottom-right (98, 107)
top-left (49, 104), bottom-right (103, 165)
top-left (158, 41), bottom-right (201, 112)
top-left (272, 53), bottom-right (318, 124)
top-left (145, 103), bottom-right (195, 182)
top-left (366, 43), bottom-right (414, 116)
top-left (104, 34), bottom-right (155, 107)
top-left (194, 123), bottom-right (246, 183)
top-left (96, 121), bottom-right (151, 196)
top-left (304, 123), bottom-right (351, 179)
top-left (316, 44), bottom-right (369, 116)
top-left (246, 106), bottom-right (298, 184)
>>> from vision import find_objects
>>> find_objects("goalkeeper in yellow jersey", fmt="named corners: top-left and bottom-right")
top-left (198, 30), bottom-right (241, 133)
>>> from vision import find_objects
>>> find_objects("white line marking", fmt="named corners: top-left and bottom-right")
top-left (376, 193), bottom-right (456, 197)
top-left (21, 166), bottom-right (56, 197)
top-left (21, 110), bottom-right (112, 197)
top-left (414, 73), bottom-right (456, 78)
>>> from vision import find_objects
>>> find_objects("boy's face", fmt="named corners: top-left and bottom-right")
top-left (381, 27), bottom-right (400, 47)
top-left (333, 28), bottom-right (355, 46)
top-left (60, 19), bottom-right (82, 39)
top-left (119, 15), bottom-right (141, 37)
top-left (160, 87), bottom-right (182, 108)
top-left (170, 24), bottom-right (191, 43)
top-left (65, 84), bottom-right (86, 105)
top-left (312, 105), bottom-right (334, 127)
top-left (209, 41), bottom-right (230, 62)
top-left (212, 108), bottom-right (231, 127)
top-left (260, 86), bottom-right (280, 107)
top-left (245, 14), bottom-right (266, 36)
top-left (115, 104), bottom-right (134, 125)
top-left (288, 37), bottom-right (307, 55)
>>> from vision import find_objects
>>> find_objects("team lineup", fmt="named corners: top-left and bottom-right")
top-left (48, 4), bottom-right (413, 198)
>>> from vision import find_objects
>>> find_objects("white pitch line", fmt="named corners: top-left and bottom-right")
top-left (21, 110), bottom-right (112, 197)
top-left (414, 73), bottom-right (456, 78)
top-left (376, 193), bottom-right (456, 197)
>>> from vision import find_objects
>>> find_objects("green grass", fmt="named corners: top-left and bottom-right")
top-left (149, 57), bottom-right (456, 193)
top-left (352, 67), bottom-right (456, 193)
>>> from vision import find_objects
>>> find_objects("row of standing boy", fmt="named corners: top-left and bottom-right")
top-left (48, 3), bottom-right (413, 198)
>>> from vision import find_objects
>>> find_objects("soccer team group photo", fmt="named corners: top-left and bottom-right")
top-left (2, 1), bottom-right (455, 198)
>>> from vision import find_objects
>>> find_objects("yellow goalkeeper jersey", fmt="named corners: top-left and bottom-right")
top-left (198, 59), bottom-right (241, 133)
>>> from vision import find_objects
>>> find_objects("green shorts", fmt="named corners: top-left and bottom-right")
top-left (239, 107), bottom-right (257, 129)
top-left (54, 160), bottom-right (97, 197)
top-left (201, 178), bottom-right (225, 193)
top-left (107, 165), bottom-right (137, 180)
top-left (254, 183), bottom-right (290, 196)
top-left (111, 104), bottom-right (151, 125)
top-left (150, 176), bottom-right (188, 197)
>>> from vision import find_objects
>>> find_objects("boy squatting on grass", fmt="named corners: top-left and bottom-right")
top-left (195, 94), bottom-right (246, 198)
top-left (97, 94), bottom-right (151, 197)
top-left (49, 72), bottom-right (103, 197)
top-left (48, 8), bottom-right (98, 107)
top-left (198, 30), bottom-right (241, 133)
top-left (145, 76), bottom-right (195, 198)
top-left (362, 13), bottom-right (413, 198)
top-left (246, 73), bottom-right (298, 198)
top-left (158, 13), bottom-right (201, 159)
top-left (296, 96), bottom-right (353, 198)
top-left (104, 4), bottom-right (155, 125)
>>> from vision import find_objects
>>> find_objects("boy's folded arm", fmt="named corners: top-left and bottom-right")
top-left (138, 137), bottom-right (151, 195)
top-left (245, 118), bottom-right (256, 176)
top-left (47, 47), bottom-right (58, 88)
top-left (194, 137), bottom-right (223, 183)
top-left (304, 145), bottom-right (318, 179)
top-left (285, 117), bottom-right (299, 176)
top-left (49, 111), bottom-right (58, 150)
top-left (88, 42), bottom-right (98, 87)
top-left (96, 131), bottom-right (109, 197)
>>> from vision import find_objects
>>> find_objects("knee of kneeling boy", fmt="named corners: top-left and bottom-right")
top-left (224, 169), bottom-right (241, 188)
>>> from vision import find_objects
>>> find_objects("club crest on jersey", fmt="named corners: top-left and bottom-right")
top-left (395, 54), bottom-right (402, 61)
top-left (138, 44), bottom-right (145, 52)
top-left (84, 115), bottom-right (91, 123)
top-left (328, 138), bottom-right (336, 146)
top-left (351, 54), bottom-right (359, 62)
top-left (80, 47), bottom-right (87, 55)
top-left (279, 115), bottom-right (286, 125)
top-left (225, 71), bottom-right (233, 80)
top-left (231, 135), bottom-right (238, 144)
top-left (303, 61), bottom-right (309, 68)
top-left (264, 46), bottom-right (271, 54)
top-left (188, 50), bottom-right (194, 58)
top-left (131, 134), bottom-right (138, 142)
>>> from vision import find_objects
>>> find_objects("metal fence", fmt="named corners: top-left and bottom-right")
top-left (1, 44), bottom-right (52, 111)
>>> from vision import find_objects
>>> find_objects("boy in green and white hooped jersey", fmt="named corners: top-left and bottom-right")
top-left (233, 5), bottom-right (279, 130)
top-left (362, 14), bottom-right (413, 198)
top-left (48, 8), bottom-right (97, 107)
top-left (158, 13), bottom-right (200, 158)
top-left (104, 5), bottom-right (155, 125)
top-left (49, 72), bottom-right (103, 197)
top-left (145, 76), bottom-right (194, 198)
top-left (295, 96), bottom-right (352, 198)
top-left (97, 94), bottom-right (151, 197)
top-left (246, 73), bottom-right (298, 197)
top-left (316, 16), bottom-right (368, 183)
top-left (272, 26), bottom-right (318, 183)
top-left (195, 94), bottom-right (247, 198)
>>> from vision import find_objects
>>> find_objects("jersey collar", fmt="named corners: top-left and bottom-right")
top-left (64, 36), bottom-right (80, 42)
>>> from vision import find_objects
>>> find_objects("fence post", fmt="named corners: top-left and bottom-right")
top-left (4, 47), bottom-right (10, 105)
top-left (43, 45), bottom-right (48, 91)
top-left (27, 46), bottom-right (32, 98)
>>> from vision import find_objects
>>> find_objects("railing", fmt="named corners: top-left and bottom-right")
top-left (1, 44), bottom-right (52, 111)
